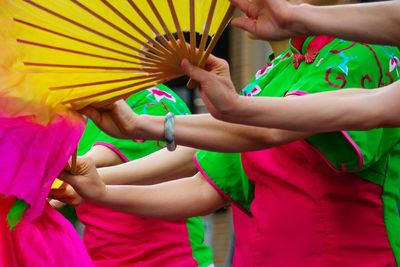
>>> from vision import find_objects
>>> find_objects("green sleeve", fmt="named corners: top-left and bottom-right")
top-left (286, 43), bottom-right (400, 174)
top-left (194, 150), bottom-right (254, 215)
top-left (77, 121), bottom-right (102, 156)
top-left (186, 217), bottom-right (214, 267)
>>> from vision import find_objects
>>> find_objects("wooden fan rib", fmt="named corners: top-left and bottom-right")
top-left (187, 4), bottom-right (236, 88)
top-left (49, 74), bottom-right (162, 91)
top-left (71, 0), bottom-right (170, 62)
top-left (126, 0), bottom-right (177, 58)
top-left (22, 0), bottom-right (166, 63)
top-left (146, 0), bottom-right (184, 60)
top-left (99, 0), bottom-right (174, 60)
top-left (196, 0), bottom-right (218, 64)
top-left (14, 18), bottom-right (164, 66)
top-left (70, 0), bottom-right (170, 62)
top-left (23, 62), bottom-right (157, 72)
top-left (62, 75), bottom-right (184, 106)
top-left (199, 5), bottom-right (235, 68)
top-left (166, 0), bottom-right (190, 59)
top-left (190, 0), bottom-right (196, 63)
top-left (61, 76), bottom-right (165, 104)
top-left (92, 83), bottom-right (164, 108)
top-left (17, 39), bottom-right (156, 66)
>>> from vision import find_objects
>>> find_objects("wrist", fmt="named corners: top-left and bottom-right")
top-left (134, 114), bottom-right (165, 141)
top-left (94, 184), bottom-right (108, 204)
top-left (131, 114), bottom-right (149, 140)
top-left (289, 4), bottom-right (313, 36)
top-left (164, 112), bottom-right (176, 152)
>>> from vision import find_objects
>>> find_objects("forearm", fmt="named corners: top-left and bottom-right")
top-left (294, 2), bottom-right (400, 46)
top-left (84, 145), bottom-right (124, 167)
top-left (99, 146), bottom-right (197, 185)
top-left (225, 84), bottom-right (400, 132)
top-left (133, 113), bottom-right (307, 152)
top-left (92, 174), bottom-right (226, 220)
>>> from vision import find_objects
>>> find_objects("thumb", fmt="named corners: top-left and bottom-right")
top-left (58, 171), bottom-right (76, 186)
top-left (181, 59), bottom-right (211, 84)
top-left (231, 17), bottom-right (257, 35)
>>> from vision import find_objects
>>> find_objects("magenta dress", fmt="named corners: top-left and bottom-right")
top-left (195, 36), bottom-right (400, 266)
top-left (0, 113), bottom-right (93, 267)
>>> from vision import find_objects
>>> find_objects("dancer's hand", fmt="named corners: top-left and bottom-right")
top-left (80, 100), bottom-right (139, 140)
top-left (59, 158), bottom-right (106, 202)
top-left (49, 184), bottom-right (83, 207)
top-left (230, 0), bottom-right (302, 40)
top-left (181, 56), bottom-right (240, 119)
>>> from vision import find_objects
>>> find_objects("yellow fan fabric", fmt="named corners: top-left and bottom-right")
top-left (0, 0), bottom-right (233, 123)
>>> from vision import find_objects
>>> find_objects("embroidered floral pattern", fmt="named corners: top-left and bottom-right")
top-left (147, 87), bottom-right (176, 103)
top-left (242, 85), bottom-right (262, 97)
top-left (390, 56), bottom-right (399, 73)
top-left (255, 62), bottom-right (274, 80)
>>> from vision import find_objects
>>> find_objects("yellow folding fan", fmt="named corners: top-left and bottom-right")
top-left (0, 0), bottom-right (235, 118)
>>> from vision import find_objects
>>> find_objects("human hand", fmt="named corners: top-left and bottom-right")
top-left (49, 184), bottom-right (83, 207)
top-left (181, 55), bottom-right (240, 119)
top-left (58, 157), bottom-right (106, 202)
top-left (80, 100), bottom-right (139, 140)
top-left (230, 0), bottom-right (302, 40)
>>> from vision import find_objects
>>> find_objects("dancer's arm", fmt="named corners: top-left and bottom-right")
top-left (60, 158), bottom-right (226, 219)
top-left (230, 0), bottom-right (400, 46)
top-left (49, 145), bottom-right (125, 206)
top-left (50, 145), bottom-right (197, 205)
top-left (81, 57), bottom-right (310, 153)
top-left (82, 102), bottom-right (309, 153)
top-left (210, 81), bottom-right (400, 132)
top-left (99, 146), bottom-right (198, 185)
top-left (180, 45), bottom-right (400, 132)
top-left (84, 145), bottom-right (125, 167)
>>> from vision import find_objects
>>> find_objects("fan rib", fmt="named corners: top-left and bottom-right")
top-left (23, 62), bottom-right (157, 72)
top-left (189, 0), bottom-right (196, 63)
top-left (187, 4), bottom-right (235, 88)
top-left (92, 82), bottom-right (166, 108)
top-left (126, 0), bottom-right (177, 59)
top-left (14, 18), bottom-right (163, 66)
top-left (49, 75), bottom-right (160, 91)
top-left (61, 76), bottom-right (164, 104)
top-left (146, 0), bottom-right (184, 61)
top-left (75, 73), bottom-right (183, 108)
top-left (70, 0), bottom-right (170, 62)
top-left (166, 0), bottom-right (190, 60)
top-left (196, 0), bottom-right (218, 64)
top-left (22, 0), bottom-right (165, 62)
top-left (199, 5), bottom-right (236, 68)
top-left (99, 0), bottom-right (173, 59)
top-left (17, 39), bottom-right (157, 67)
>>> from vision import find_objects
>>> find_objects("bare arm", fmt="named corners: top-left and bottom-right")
top-left (82, 56), bottom-right (310, 153)
top-left (84, 145), bottom-right (124, 167)
top-left (82, 102), bottom-right (309, 153)
top-left (296, 2), bottom-right (400, 46)
top-left (134, 113), bottom-right (309, 152)
top-left (50, 142), bottom-right (197, 205)
top-left (230, 0), bottom-right (400, 46)
top-left (99, 146), bottom-right (198, 185)
top-left (218, 81), bottom-right (400, 132)
top-left (99, 173), bottom-right (226, 219)
top-left (49, 144), bottom-right (124, 206)
top-left (59, 158), bottom-right (227, 220)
